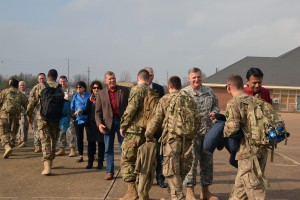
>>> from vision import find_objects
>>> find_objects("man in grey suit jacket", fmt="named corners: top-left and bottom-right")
top-left (144, 66), bottom-right (168, 188)
top-left (95, 71), bottom-right (130, 180)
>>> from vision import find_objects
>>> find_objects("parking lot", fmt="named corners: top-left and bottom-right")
top-left (0, 112), bottom-right (299, 200)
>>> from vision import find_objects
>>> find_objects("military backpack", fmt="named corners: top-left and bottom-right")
top-left (40, 82), bottom-right (65, 122)
top-left (241, 96), bottom-right (289, 161)
top-left (138, 88), bottom-right (160, 129)
top-left (1, 89), bottom-right (23, 115)
top-left (165, 90), bottom-right (200, 139)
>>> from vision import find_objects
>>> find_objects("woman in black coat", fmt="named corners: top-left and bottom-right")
top-left (83, 80), bottom-right (105, 169)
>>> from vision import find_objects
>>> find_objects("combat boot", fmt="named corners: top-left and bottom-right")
top-left (186, 186), bottom-right (196, 200)
top-left (3, 144), bottom-right (13, 159)
top-left (200, 185), bottom-right (219, 200)
top-left (120, 182), bottom-right (138, 200)
top-left (41, 160), bottom-right (51, 175)
top-left (34, 145), bottom-right (42, 153)
top-left (68, 147), bottom-right (76, 157)
top-left (55, 148), bottom-right (65, 156)
top-left (18, 141), bottom-right (26, 148)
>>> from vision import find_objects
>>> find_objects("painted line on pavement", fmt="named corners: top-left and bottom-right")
top-left (103, 169), bottom-right (121, 200)
top-left (274, 152), bottom-right (300, 166)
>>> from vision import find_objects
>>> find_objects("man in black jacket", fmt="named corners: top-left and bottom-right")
top-left (144, 66), bottom-right (168, 188)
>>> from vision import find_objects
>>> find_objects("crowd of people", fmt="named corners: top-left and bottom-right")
top-left (0, 66), bottom-right (273, 200)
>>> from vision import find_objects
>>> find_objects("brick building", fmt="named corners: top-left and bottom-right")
top-left (203, 46), bottom-right (300, 112)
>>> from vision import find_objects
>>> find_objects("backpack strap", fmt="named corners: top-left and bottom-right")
top-left (252, 155), bottom-right (270, 189)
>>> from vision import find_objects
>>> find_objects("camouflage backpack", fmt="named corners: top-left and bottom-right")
top-left (165, 90), bottom-right (201, 139)
top-left (241, 96), bottom-right (289, 161)
top-left (138, 88), bottom-right (160, 129)
top-left (2, 89), bottom-right (23, 115)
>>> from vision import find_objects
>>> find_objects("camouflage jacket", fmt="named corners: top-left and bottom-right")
top-left (145, 92), bottom-right (180, 143)
top-left (120, 83), bottom-right (148, 134)
top-left (27, 80), bottom-right (59, 120)
top-left (224, 92), bottom-right (256, 160)
top-left (0, 87), bottom-right (28, 118)
top-left (182, 85), bottom-right (219, 136)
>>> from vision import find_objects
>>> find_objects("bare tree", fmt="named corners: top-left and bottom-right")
top-left (119, 71), bottom-right (131, 82)
top-left (71, 74), bottom-right (88, 86)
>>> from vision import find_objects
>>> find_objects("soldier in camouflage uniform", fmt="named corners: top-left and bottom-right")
top-left (119, 69), bottom-right (150, 200)
top-left (55, 75), bottom-right (77, 157)
top-left (27, 69), bottom-right (61, 176)
top-left (224, 75), bottom-right (268, 200)
top-left (31, 73), bottom-right (46, 153)
top-left (146, 76), bottom-right (193, 200)
top-left (0, 78), bottom-right (28, 159)
top-left (16, 81), bottom-right (29, 148)
top-left (182, 67), bottom-right (219, 200)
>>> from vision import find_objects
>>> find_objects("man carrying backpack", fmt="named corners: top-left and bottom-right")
top-left (224, 75), bottom-right (268, 200)
top-left (27, 69), bottom-right (64, 175)
top-left (0, 78), bottom-right (28, 159)
top-left (119, 69), bottom-right (152, 200)
top-left (145, 76), bottom-right (197, 200)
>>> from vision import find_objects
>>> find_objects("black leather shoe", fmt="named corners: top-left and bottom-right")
top-left (86, 163), bottom-right (93, 169)
top-left (76, 157), bottom-right (83, 163)
top-left (157, 180), bottom-right (168, 188)
top-left (96, 162), bottom-right (103, 169)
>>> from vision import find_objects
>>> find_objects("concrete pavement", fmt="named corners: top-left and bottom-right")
top-left (0, 112), bottom-right (299, 200)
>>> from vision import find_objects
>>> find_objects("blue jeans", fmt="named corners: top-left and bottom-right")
top-left (104, 118), bottom-right (123, 174)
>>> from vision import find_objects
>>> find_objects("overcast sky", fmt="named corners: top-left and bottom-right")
top-left (1, 0), bottom-right (300, 84)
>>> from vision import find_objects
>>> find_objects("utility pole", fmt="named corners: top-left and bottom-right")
top-left (68, 59), bottom-right (70, 81)
top-left (87, 67), bottom-right (90, 86)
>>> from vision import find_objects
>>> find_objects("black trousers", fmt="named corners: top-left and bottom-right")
top-left (87, 141), bottom-right (105, 163)
top-left (154, 131), bottom-right (165, 181)
top-left (73, 121), bottom-right (90, 156)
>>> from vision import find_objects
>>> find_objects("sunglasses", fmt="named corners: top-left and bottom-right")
top-left (93, 87), bottom-right (100, 89)
top-left (76, 86), bottom-right (83, 89)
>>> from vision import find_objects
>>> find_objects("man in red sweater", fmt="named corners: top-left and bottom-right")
top-left (244, 67), bottom-right (272, 104)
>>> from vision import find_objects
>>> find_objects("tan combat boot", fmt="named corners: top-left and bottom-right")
top-left (18, 141), bottom-right (26, 148)
top-left (34, 145), bottom-right (42, 153)
top-left (68, 147), bottom-right (76, 157)
top-left (3, 144), bottom-right (13, 159)
top-left (120, 182), bottom-right (138, 200)
top-left (55, 148), bottom-right (65, 156)
top-left (41, 160), bottom-right (51, 175)
top-left (186, 186), bottom-right (196, 200)
top-left (200, 185), bottom-right (219, 200)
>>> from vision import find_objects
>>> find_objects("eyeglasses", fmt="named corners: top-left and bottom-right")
top-left (76, 86), bottom-right (83, 89)
top-left (93, 87), bottom-right (100, 89)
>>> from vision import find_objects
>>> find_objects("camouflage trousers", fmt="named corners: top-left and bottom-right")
top-left (163, 138), bottom-right (193, 200)
top-left (121, 132), bottom-right (146, 182)
top-left (184, 135), bottom-right (214, 187)
top-left (37, 119), bottom-right (60, 161)
top-left (57, 121), bottom-right (76, 148)
top-left (16, 112), bottom-right (29, 143)
top-left (0, 116), bottom-right (19, 147)
top-left (229, 149), bottom-right (268, 200)
top-left (32, 118), bottom-right (41, 146)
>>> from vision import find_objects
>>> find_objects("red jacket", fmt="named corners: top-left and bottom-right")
top-left (243, 86), bottom-right (272, 104)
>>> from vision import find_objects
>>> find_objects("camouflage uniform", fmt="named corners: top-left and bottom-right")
top-left (120, 83), bottom-right (148, 182)
top-left (30, 85), bottom-right (41, 148)
top-left (0, 88), bottom-right (28, 147)
top-left (16, 91), bottom-right (29, 144)
top-left (27, 81), bottom-right (60, 161)
top-left (146, 92), bottom-right (194, 200)
top-left (224, 92), bottom-right (267, 200)
top-left (182, 85), bottom-right (219, 187)
top-left (57, 88), bottom-right (76, 149)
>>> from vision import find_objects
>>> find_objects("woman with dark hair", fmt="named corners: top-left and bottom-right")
top-left (71, 81), bottom-right (90, 162)
top-left (83, 80), bottom-right (105, 169)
